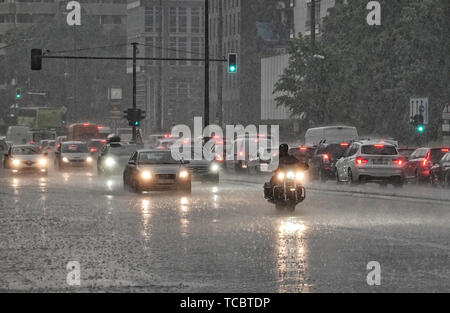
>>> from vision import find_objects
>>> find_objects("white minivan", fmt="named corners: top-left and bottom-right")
top-left (305, 126), bottom-right (358, 146)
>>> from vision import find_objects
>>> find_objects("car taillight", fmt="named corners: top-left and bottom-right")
top-left (300, 147), bottom-right (307, 151)
top-left (374, 144), bottom-right (384, 148)
top-left (90, 148), bottom-right (97, 152)
top-left (442, 148), bottom-right (449, 153)
top-left (423, 152), bottom-right (430, 166)
top-left (323, 154), bottom-right (330, 163)
top-left (356, 157), bottom-right (368, 165)
top-left (393, 159), bottom-right (404, 166)
top-left (340, 142), bottom-right (349, 147)
top-left (215, 154), bottom-right (224, 162)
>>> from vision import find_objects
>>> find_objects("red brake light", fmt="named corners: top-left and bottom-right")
top-left (393, 159), bottom-right (404, 166)
top-left (215, 140), bottom-right (224, 145)
top-left (423, 151), bottom-right (430, 166)
top-left (356, 157), bottom-right (368, 165)
top-left (300, 147), bottom-right (307, 151)
top-left (98, 126), bottom-right (103, 129)
top-left (340, 142), bottom-right (349, 147)
top-left (215, 154), bottom-right (224, 162)
top-left (323, 154), bottom-right (330, 163)
top-left (90, 148), bottom-right (97, 152)
top-left (100, 140), bottom-right (106, 143)
top-left (83, 123), bottom-right (89, 126)
top-left (374, 144), bottom-right (384, 148)
top-left (442, 148), bottom-right (449, 152)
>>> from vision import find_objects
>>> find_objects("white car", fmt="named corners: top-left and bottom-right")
top-left (335, 141), bottom-right (405, 186)
top-left (55, 141), bottom-right (94, 170)
top-left (3, 145), bottom-right (48, 175)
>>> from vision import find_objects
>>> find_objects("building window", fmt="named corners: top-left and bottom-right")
top-left (179, 7), bottom-right (187, 32)
top-left (191, 7), bottom-right (200, 33)
top-left (305, 0), bottom-right (321, 31)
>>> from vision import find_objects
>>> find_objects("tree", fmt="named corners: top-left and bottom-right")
top-left (275, 0), bottom-right (450, 144)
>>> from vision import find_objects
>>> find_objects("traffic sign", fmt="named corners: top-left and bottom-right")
top-left (442, 102), bottom-right (450, 120)
top-left (410, 97), bottom-right (428, 125)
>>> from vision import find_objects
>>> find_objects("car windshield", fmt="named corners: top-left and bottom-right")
top-left (62, 143), bottom-right (88, 153)
top-left (138, 151), bottom-right (179, 164)
top-left (430, 149), bottom-right (447, 163)
top-left (108, 145), bottom-right (136, 156)
top-left (362, 145), bottom-right (397, 155)
top-left (324, 144), bottom-right (348, 158)
top-left (12, 146), bottom-right (40, 155)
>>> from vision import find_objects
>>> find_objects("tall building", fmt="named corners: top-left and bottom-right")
top-left (127, 0), bottom-right (205, 133)
top-left (0, 0), bottom-right (127, 53)
top-left (293, 0), bottom-right (335, 37)
top-left (209, 0), bottom-right (294, 126)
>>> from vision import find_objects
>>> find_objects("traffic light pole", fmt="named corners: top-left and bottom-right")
top-left (132, 42), bottom-right (138, 143)
top-left (204, 0), bottom-right (210, 129)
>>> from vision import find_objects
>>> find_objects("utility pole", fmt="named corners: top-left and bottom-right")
top-left (310, 0), bottom-right (316, 52)
top-left (157, 0), bottom-right (163, 132)
top-left (204, 0), bottom-right (210, 129)
top-left (217, 0), bottom-right (224, 126)
top-left (132, 42), bottom-right (138, 142)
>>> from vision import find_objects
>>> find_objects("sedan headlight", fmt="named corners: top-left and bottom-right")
top-left (39, 158), bottom-right (47, 167)
top-left (62, 157), bottom-right (69, 163)
top-left (12, 159), bottom-right (21, 167)
top-left (296, 171), bottom-right (304, 181)
top-left (86, 156), bottom-right (93, 163)
top-left (210, 163), bottom-right (220, 173)
top-left (179, 170), bottom-right (189, 179)
top-left (105, 157), bottom-right (116, 168)
top-left (141, 171), bottom-right (152, 180)
top-left (277, 172), bottom-right (285, 181)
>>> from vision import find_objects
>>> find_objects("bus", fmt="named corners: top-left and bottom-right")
top-left (67, 123), bottom-right (100, 142)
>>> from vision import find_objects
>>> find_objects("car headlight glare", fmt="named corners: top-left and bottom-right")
top-left (39, 158), bottom-right (47, 167)
top-left (141, 171), bottom-right (152, 180)
top-left (286, 171), bottom-right (295, 179)
top-left (179, 170), bottom-right (189, 179)
top-left (105, 157), bottom-right (116, 168)
top-left (12, 159), bottom-right (21, 167)
top-left (296, 171), bottom-right (304, 181)
top-left (62, 157), bottom-right (69, 163)
top-left (277, 172), bottom-right (285, 181)
top-left (86, 157), bottom-right (93, 163)
top-left (210, 163), bottom-right (220, 173)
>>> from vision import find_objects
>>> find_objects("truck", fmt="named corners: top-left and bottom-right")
top-left (16, 107), bottom-right (66, 144)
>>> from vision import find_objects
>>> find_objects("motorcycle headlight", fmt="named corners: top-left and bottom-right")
top-left (62, 157), bottom-right (69, 163)
top-left (105, 157), bottom-right (116, 168)
top-left (12, 159), bottom-right (21, 167)
top-left (296, 171), bottom-right (304, 181)
top-left (39, 158), bottom-right (47, 167)
top-left (141, 171), bottom-right (152, 180)
top-left (210, 163), bottom-right (220, 173)
top-left (277, 172), bottom-right (285, 181)
top-left (286, 171), bottom-right (295, 179)
top-left (179, 170), bottom-right (189, 179)
top-left (86, 156), bottom-right (93, 163)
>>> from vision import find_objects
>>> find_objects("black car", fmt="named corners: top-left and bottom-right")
top-left (429, 151), bottom-right (450, 187)
top-left (289, 146), bottom-right (316, 164)
top-left (309, 142), bottom-right (350, 181)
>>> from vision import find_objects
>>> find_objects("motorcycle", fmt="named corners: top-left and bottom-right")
top-left (264, 166), bottom-right (306, 211)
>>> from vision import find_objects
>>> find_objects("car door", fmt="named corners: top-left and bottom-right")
top-left (124, 151), bottom-right (138, 182)
top-left (441, 153), bottom-right (450, 182)
top-left (336, 145), bottom-right (352, 180)
top-left (405, 149), bottom-right (420, 178)
top-left (342, 144), bottom-right (359, 180)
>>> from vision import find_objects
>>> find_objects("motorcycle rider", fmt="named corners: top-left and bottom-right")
top-left (264, 143), bottom-right (309, 200)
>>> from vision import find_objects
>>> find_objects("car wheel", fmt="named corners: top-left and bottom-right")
top-left (347, 168), bottom-right (357, 185)
top-left (445, 172), bottom-right (450, 188)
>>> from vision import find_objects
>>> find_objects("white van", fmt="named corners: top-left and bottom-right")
top-left (305, 126), bottom-right (358, 146)
top-left (6, 126), bottom-right (30, 145)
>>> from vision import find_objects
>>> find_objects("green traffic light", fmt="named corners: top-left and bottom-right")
top-left (16, 94), bottom-right (21, 99)
top-left (417, 125), bottom-right (425, 133)
top-left (229, 65), bottom-right (236, 72)
top-left (134, 121), bottom-right (139, 126)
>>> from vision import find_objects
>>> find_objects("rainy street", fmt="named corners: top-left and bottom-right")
top-left (0, 168), bottom-right (448, 293)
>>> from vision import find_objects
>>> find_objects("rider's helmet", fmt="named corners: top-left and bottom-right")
top-left (279, 143), bottom-right (289, 156)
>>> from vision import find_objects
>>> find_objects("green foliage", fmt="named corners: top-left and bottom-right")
top-left (275, 0), bottom-right (449, 144)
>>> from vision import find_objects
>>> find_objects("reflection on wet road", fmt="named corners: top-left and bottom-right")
top-left (0, 169), bottom-right (449, 292)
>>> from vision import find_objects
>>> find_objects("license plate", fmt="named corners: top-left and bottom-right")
top-left (158, 179), bottom-right (174, 184)
top-left (373, 159), bottom-right (387, 165)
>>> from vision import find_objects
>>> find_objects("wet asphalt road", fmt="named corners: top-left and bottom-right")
top-left (0, 167), bottom-right (449, 292)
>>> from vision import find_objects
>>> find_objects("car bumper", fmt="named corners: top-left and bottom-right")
top-left (136, 180), bottom-right (190, 191)
top-left (354, 167), bottom-right (404, 179)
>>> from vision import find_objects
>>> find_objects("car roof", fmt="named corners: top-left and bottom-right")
top-left (12, 145), bottom-right (37, 148)
top-left (138, 149), bottom-right (172, 153)
top-left (62, 141), bottom-right (86, 145)
top-left (354, 140), bottom-right (396, 146)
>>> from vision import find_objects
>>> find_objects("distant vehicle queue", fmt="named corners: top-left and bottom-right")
top-left (2, 124), bottom-right (450, 191)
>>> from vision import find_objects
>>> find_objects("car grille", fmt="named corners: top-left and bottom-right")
top-left (188, 165), bottom-right (209, 174)
top-left (22, 160), bottom-right (36, 166)
top-left (156, 174), bottom-right (176, 179)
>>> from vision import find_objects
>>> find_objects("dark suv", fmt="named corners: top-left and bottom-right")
top-left (404, 147), bottom-right (450, 183)
top-left (309, 143), bottom-right (350, 181)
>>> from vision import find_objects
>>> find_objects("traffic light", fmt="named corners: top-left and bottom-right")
top-left (412, 114), bottom-right (425, 133)
top-left (123, 108), bottom-right (146, 127)
top-left (31, 49), bottom-right (43, 71)
top-left (16, 88), bottom-right (22, 99)
top-left (227, 53), bottom-right (237, 73)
